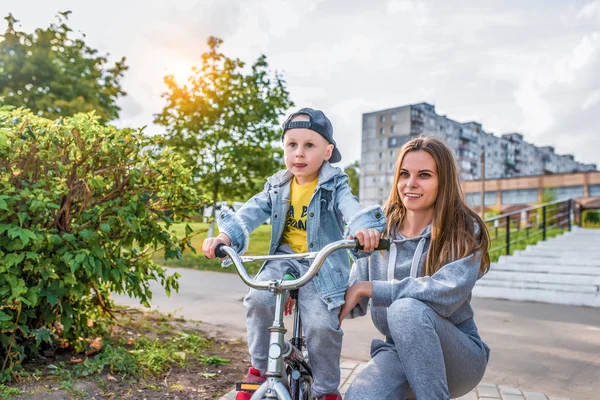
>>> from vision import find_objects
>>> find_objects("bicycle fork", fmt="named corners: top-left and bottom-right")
top-left (247, 287), bottom-right (310, 399)
top-left (251, 289), bottom-right (292, 400)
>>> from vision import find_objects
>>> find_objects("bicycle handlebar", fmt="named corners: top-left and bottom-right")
top-left (215, 238), bottom-right (390, 291)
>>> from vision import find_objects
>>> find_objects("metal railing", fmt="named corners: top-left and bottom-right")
top-left (484, 198), bottom-right (579, 261)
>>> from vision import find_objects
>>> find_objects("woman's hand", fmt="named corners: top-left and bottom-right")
top-left (338, 281), bottom-right (373, 327)
top-left (349, 228), bottom-right (381, 252)
top-left (202, 233), bottom-right (232, 259)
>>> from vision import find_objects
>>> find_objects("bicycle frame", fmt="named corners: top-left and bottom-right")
top-left (216, 239), bottom-right (390, 400)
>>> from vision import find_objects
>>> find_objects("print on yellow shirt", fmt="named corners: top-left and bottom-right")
top-left (282, 177), bottom-right (318, 253)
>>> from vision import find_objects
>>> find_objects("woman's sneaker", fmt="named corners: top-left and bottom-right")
top-left (235, 367), bottom-right (266, 400)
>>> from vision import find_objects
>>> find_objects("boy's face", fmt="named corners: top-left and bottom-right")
top-left (283, 123), bottom-right (334, 185)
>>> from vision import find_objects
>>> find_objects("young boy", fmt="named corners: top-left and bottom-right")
top-left (203, 108), bottom-right (385, 400)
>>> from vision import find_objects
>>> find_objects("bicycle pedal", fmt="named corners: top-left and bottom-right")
top-left (236, 381), bottom-right (261, 392)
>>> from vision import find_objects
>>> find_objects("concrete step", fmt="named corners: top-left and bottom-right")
top-left (567, 227), bottom-right (600, 234)
top-left (477, 278), bottom-right (599, 293)
top-left (484, 270), bottom-right (600, 286)
top-left (531, 242), bottom-right (600, 249)
top-left (499, 253), bottom-right (600, 267)
top-left (490, 262), bottom-right (600, 275)
top-left (521, 247), bottom-right (600, 256)
top-left (475, 228), bottom-right (600, 307)
top-left (472, 284), bottom-right (600, 307)
top-left (524, 244), bottom-right (600, 254)
top-left (530, 240), bottom-right (600, 248)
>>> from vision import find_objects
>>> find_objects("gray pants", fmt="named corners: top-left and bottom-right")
top-left (346, 298), bottom-right (487, 400)
top-left (243, 245), bottom-right (343, 398)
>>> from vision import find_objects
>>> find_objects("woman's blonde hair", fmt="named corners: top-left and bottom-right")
top-left (384, 137), bottom-right (490, 276)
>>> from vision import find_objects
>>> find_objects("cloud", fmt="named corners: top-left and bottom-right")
top-left (577, 0), bottom-right (600, 20)
top-left (386, 0), bottom-right (427, 16)
top-left (1, 0), bottom-right (599, 169)
top-left (582, 90), bottom-right (600, 110)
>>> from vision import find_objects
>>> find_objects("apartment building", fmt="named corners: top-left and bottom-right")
top-left (360, 102), bottom-right (596, 206)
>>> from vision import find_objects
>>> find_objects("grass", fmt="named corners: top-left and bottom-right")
top-left (0, 384), bottom-right (21, 399)
top-left (487, 225), bottom-right (566, 262)
top-left (156, 219), bottom-right (578, 272)
top-left (44, 312), bottom-right (225, 383)
top-left (152, 222), bottom-right (272, 275)
top-left (2, 309), bottom-right (246, 399)
top-left (582, 221), bottom-right (600, 228)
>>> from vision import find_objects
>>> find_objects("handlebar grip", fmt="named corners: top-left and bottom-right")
top-left (354, 238), bottom-right (391, 251)
top-left (214, 244), bottom-right (228, 258)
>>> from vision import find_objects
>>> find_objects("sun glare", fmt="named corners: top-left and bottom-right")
top-left (164, 59), bottom-right (196, 85)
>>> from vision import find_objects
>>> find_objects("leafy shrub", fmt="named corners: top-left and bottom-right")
top-left (584, 210), bottom-right (600, 226)
top-left (0, 107), bottom-right (204, 381)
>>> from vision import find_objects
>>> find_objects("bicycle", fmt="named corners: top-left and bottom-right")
top-left (215, 238), bottom-right (390, 400)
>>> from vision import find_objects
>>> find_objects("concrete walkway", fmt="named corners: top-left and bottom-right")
top-left (112, 268), bottom-right (600, 399)
top-left (218, 359), bottom-right (569, 399)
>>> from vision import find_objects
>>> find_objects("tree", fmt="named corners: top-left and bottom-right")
top-left (344, 161), bottom-right (360, 197)
top-left (0, 107), bottom-right (204, 380)
top-left (154, 37), bottom-right (293, 218)
top-left (0, 12), bottom-right (128, 122)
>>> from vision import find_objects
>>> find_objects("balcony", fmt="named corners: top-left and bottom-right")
top-left (543, 160), bottom-right (558, 174)
top-left (459, 130), bottom-right (479, 142)
top-left (410, 109), bottom-right (424, 122)
top-left (410, 122), bottom-right (424, 135)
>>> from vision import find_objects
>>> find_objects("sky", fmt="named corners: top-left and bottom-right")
top-left (2, 0), bottom-right (599, 168)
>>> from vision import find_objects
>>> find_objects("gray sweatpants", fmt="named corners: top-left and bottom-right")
top-left (243, 245), bottom-right (343, 398)
top-left (346, 298), bottom-right (488, 400)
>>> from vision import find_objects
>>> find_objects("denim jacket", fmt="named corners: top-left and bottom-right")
top-left (217, 162), bottom-right (385, 309)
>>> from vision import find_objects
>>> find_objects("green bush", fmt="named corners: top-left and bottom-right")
top-left (583, 210), bottom-right (600, 227)
top-left (0, 107), bottom-right (204, 381)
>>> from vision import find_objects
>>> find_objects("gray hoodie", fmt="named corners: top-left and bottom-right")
top-left (348, 224), bottom-right (490, 359)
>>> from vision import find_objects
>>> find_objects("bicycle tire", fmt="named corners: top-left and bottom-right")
top-left (286, 363), bottom-right (314, 400)
top-left (299, 373), bottom-right (313, 400)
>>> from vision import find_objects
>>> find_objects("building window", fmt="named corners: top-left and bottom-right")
top-left (547, 185), bottom-right (585, 199)
top-left (589, 184), bottom-right (600, 196)
top-left (379, 139), bottom-right (384, 147)
top-left (390, 150), bottom-right (394, 157)
top-left (380, 127), bottom-right (385, 135)
top-left (466, 192), bottom-right (497, 206)
top-left (391, 114), bottom-right (397, 121)
top-left (389, 162), bottom-right (394, 169)
top-left (501, 189), bottom-right (538, 205)
top-left (378, 164), bottom-right (383, 171)
top-left (390, 125), bottom-right (396, 133)
top-left (380, 115), bottom-right (386, 123)
top-left (379, 152), bottom-right (383, 159)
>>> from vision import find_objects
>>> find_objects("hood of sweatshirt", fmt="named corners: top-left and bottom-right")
top-left (387, 224), bottom-right (432, 282)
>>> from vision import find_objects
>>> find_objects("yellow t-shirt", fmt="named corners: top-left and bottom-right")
top-left (281, 177), bottom-right (318, 253)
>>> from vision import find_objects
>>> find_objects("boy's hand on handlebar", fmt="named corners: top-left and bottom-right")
top-left (284, 298), bottom-right (296, 316)
top-left (202, 233), bottom-right (232, 259)
top-left (349, 228), bottom-right (381, 252)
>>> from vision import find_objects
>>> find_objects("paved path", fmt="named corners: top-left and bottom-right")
top-left (218, 359), bottom-right (570, 400)
top-left (112, 268), bottom-right (600, 400)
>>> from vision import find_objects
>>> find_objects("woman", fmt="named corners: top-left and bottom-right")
top-left (339, 137), bottom-right (491, 399)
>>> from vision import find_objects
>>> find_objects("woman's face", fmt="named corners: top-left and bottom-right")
top-left (396, 150), bottom-right (439, 214)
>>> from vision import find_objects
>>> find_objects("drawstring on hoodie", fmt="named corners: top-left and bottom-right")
top-left (387, 237), bottom-right (427, 281)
